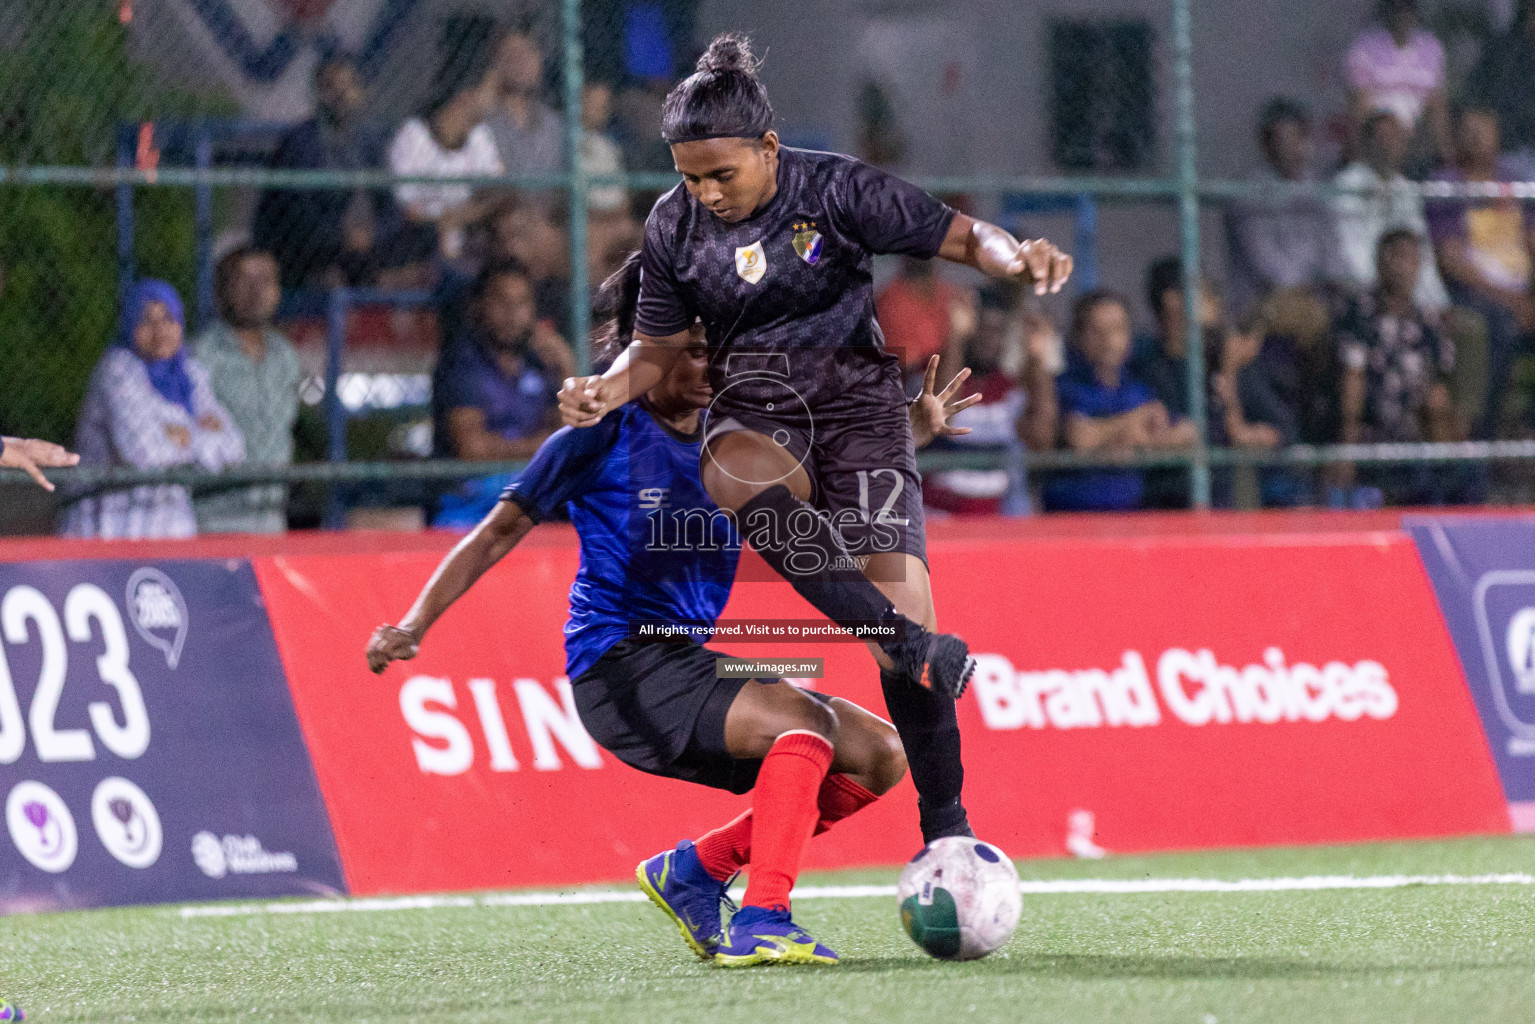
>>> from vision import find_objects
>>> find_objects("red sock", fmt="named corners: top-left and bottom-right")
top-left (692, 773), bottom-right (881, 881)
top-left (741, 730), bottom-right (833, 911)
top-left (813, 772), bottom-right (879, 835)
top-left (694, 810), bottom-right (752, 881)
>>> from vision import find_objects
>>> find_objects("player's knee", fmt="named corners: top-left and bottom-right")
top-left (778, 697), bottom-right (838, 746)
top-left (867, 722), bottom-right (908, 795)
top-left (701, 457), bottom-right (766, 513)
top-left (702, 435), bottom-right (808, 511)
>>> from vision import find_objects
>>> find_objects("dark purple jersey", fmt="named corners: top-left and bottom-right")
top-left (634, 148), bottom-right (955, 381)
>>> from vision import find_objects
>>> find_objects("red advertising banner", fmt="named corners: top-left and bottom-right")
top-left (252, 519), bottom-right (1510, 896)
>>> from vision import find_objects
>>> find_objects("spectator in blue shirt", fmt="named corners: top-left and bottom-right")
top-left (1042, 291), bottom-right (1196, 512)
top-left (432, 261), bottom-right (575, 528)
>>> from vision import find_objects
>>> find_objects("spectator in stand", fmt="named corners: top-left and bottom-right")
top-left (581, 79), bottom-right (644, 288)
top-left (493, 202), bottom-right (572, 329)
top-left (1466, 3), bottom-right (1535, 168)
top-left (923, 284), bottom-right (1061, 515)
top-left (615, 75), bottom-right (677, 174)
top-left (875, 257), bottom-right (974, 385)
top-left (62, 281), bottom-right (245, 540)
top-left (1207, 314), bottom-right (1294, 507)
top-left (1225, 98), bottom-right (1343, 317)
top-left (1333, 109), bottom-right (1450, 312)
top-left (253, 55), bottom-right (397, 290)
top-left (432, 262), bottom-right (573, 528)
top-left (581, 79), bottom-right (629, 216)
top-left (1133, 257), bottom-right (1222, 420)
top-left (388, 44), bottom-right (503, 263)
top-left (1134, 258), bottom-right (1305, 507)
top-left (437, 198), bottom-right (572, 353)
top-left (1335, 228), bottom-right (1470, 503)
top-left (191, 247), bottom-right (302, 535)
top-left (1209, 319), bottom-right (1290, 455)
top-left (1428, 104), bottom-right (1535, 437)
top-left (486, 29), bottom-right (565, 192)
top-left (1041, 291), bottom-right (1195, 513)
top-left (1344, 0), bottom-right (1451, 166)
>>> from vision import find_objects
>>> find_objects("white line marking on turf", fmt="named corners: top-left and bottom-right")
top-left (174, 873), bottom-right (1535, 919)
top-left (1015, 873), bottom-right (1535, 893)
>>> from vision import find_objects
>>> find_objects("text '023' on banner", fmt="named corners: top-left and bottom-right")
top-left (1, 559), bottom-right (345, 913)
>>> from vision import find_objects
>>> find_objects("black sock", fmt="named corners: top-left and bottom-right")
top-left (736, 485), bottom-right (917, 650)
top-left (880, 666), bottom-right (970, 843)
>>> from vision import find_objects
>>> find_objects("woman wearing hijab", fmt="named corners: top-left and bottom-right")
top-left (62, 280), bottom-right (246, 539)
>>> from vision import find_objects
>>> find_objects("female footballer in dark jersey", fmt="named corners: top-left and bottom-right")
top-left (368, 256), bottom-right (980, 965)
top-left (559, 33), bottom-right (1071, 843)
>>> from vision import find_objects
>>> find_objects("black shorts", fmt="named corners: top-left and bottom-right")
top-left (571, 637), bottom-right (831, 795)
top-left (703, 347), bottom-right (927, 565)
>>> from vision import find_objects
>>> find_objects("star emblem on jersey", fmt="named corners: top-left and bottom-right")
top-left (735, 240), bottom-right (767, 284)
top-left (791, 221), bottom-right (824, 265)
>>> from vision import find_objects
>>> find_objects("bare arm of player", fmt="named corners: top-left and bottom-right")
top-left (908, 354), bottom-right (982, 449)
top-left (1, 436), bottom-right (80, 491)
top-left (365, 499), bottom-right (535, 673)
top-left (557, 330), bottom-right (690, 428)
top-left (936, 214), bottom-right (1073, 296)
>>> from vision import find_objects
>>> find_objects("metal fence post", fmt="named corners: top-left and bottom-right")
top-left (323, 287), bottom-right (350, 530)
top-left (563, 0), bottom-right (591, 374)
top-left (193, 128), bottom-right (215, 332)
top-left (1172, 0), bottom-right (1210, 509)
top-left (115, 126), bottom-right (135, 308)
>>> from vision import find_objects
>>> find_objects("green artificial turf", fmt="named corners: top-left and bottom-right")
top-left (5, 834), bottom-right (1535, 1023)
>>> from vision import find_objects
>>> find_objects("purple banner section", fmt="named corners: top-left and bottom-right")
top-left (1406, 515), bottom-right (1535, 828)
top-left (0, 559), bottom-right (346, 912)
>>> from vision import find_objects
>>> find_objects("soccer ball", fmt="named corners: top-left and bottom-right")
top-left (0, 1000), bottom-right (23, 1022)
top-left (896, 836), bottom-right (1021, 960)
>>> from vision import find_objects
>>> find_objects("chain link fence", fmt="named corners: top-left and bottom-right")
top-left (1, 0), bottom-right (1533, 533)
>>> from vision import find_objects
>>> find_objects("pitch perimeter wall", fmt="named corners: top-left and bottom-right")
top-left (1, 511), bottom-right (1527, 912)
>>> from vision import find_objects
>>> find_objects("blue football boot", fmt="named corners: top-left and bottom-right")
top-left (635, 840), bottom-right (729, 959)
top-left (713, 905), bottom-right (839, 966)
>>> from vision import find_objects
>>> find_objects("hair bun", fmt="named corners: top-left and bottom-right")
top-left (696, 33), bottom-right (762, 76)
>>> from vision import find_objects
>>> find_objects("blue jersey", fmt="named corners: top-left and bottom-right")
top-left (502, 401), bottom-right (740, 679)
top-left (1041, 355), bottom-right (1157, 512)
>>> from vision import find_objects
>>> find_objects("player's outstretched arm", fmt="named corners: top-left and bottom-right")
top-left (937, 214), bottom-right (1073, 296)
top-left (366, 499), bottom-right (535, 673)
top-left (909, 355), bottom-right (983, 449)
top-left (557, 330), bottom-right (690, 428)
top-left (1, 436), bottom-right (80, 491)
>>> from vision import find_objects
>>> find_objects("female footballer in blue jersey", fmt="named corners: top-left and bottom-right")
top-left (367, 255), bottom-right (980, 966)
top-left (558, 33), bottom-right (1071, 844)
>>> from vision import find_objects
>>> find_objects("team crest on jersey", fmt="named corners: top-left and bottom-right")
top-left (791, 221), bottom-right (824, 265)
top-left (735, 240), bottom-right (767, 283)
